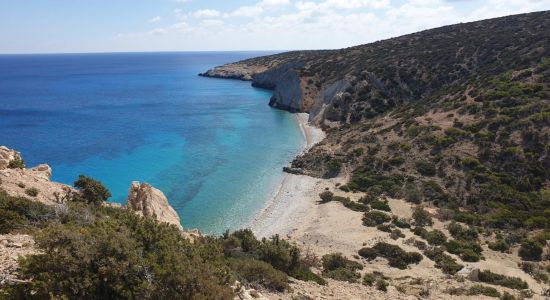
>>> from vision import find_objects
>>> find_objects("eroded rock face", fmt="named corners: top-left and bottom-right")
top-left (126, 182), bottom-right (183, 230)
top-left (0, 146), bottom-right (22, 170)
top-left (199, 63), bottom-right (265, 81)
top-left (0, 146), bottom-right (74, 204)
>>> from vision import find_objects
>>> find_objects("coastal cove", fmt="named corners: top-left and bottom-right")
top-left (0, 51), bottom-right (306, 234)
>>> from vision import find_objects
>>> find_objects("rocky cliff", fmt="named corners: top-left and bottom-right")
top-left (126, 181), bottom-right (183, 230)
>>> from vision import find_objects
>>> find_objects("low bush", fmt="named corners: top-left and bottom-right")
top-left (229, 258), bottom-right (289, 292)
top-left (478, 270), bottom-right (529, 290)
top-left (391, 216), bottom-right (411, 228)
top-left (415, 161), bottom-right (436, 176)
top-left (412, 206), bottom-right (433, 227)
top-left (447, 222), bottom-right (479, 241)
top-left (445, 239), bottom-right (484, 262)
top-left (360, 242), bottom-right (423, 269)
top-left (24, 187), bottom-right (39, 197)
top-left (488, 239), bottom-right (510, 252)
top-left (425, 230), bottom-right (448, 246)
top-left (319, 191), bottom-right (334, 203)
top-left (321, 253), bottom-right (363, 283)
top-left (518, 240), bottom-right (543, 261)
top-left (8, 157), bottom-right (25, 169)
top-left (362, 211), bottom-right (391, 226)
top-left (371, 200), bottom-right (391, 212)
top-left (424, 247), bottom-right (463, 275)
top-left (448, 284), bottom-right (501, 298)
top-left (390, 229), bottom-right (405, 240)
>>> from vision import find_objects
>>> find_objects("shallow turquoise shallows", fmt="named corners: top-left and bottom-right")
top-left (0, 52), bottom-right (304, 234)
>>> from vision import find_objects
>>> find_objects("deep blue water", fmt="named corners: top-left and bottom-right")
top-left (0, 52), bottom-right (304, 234)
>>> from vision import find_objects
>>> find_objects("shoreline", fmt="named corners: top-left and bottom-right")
top-left (247, 113), bottom-right (326, 238)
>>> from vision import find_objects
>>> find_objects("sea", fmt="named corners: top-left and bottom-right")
top-left (0, 52), bottom-right (304, 234)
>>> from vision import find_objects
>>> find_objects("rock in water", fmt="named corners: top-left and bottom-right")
top-left (126, 182), bottom-right (183, 230)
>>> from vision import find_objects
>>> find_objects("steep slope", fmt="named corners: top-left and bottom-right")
top-left (202, 11), bottom-right (550, 232)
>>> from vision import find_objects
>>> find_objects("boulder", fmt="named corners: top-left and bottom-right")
top-left (126, 182), bottom-right (182, 230)
top-left (30, 164), bottom-right (52, 179)
top-left (457, 265), bottom-right (480, 281)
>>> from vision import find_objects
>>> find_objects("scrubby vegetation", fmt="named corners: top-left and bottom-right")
top-left (278, 11), bottom-right (550, 258)
top-left (7, 157), bottom-right (25, 169)
top-left (477, 270), bottom-right (529, 290)
top-left (362, 211), bottom-right (391, 226)
top-left (447, 284), bottom-right (501, 298)
top-left (0, 176), bottom-right (326, 298)
top-left (423, 247), bottom-right (463, 275)
top-left (358, 242), bottom-right (423, 269)
top-left (321, 253), bottom-right (363, 283)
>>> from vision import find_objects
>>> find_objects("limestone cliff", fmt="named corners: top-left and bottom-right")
top-left (0, 146), bottom-right (74, 204)
top-left (126, 181), bottom-right (183, 230)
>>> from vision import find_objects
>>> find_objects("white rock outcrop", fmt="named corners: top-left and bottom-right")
top-left (0, 146), bottom-right (74, 204)
top-left (126, 181), bottom-right (183, 230)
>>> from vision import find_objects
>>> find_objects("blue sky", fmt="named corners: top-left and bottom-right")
top-left (0, 0), bottom-right (548, 53)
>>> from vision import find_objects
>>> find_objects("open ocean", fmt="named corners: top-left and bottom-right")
top-left (0, 52), bottom-right (304, 234)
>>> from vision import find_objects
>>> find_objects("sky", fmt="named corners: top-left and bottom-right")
top-left (0, 0), bottom-right (548, 54)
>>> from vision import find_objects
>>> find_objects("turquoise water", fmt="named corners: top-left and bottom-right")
top-left (0, 52), bottom-right (304, 234)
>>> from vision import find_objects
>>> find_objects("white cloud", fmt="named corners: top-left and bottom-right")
top-left (148, 16), bottom-right (161, 23)
top-left (231, 5), bottom-right (265, 17)
top-left (193, 9), bottom-right (221, 18)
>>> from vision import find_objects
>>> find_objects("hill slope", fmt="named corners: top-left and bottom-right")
top-left (202, 11), bottom-right (550, 231)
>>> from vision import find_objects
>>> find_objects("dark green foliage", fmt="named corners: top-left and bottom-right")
top-left (391, 216), bottom-right (411, 228)
top-left (0, 189), bottom-right (54, 234)
top-left (8, 157), bottom-right (25, 169)
top-left (412, 206), bottom-right (433, 227)
top-left (362, 211), bottom-right (391, 226)
top-left (73, 175), bottom-right (111, 205)
top-left (376, 279), bottom-right (389, 292)
top-left (390, 229), bottom-right (405, 240)
top-left (415, 161), bottom-right (436, 176)
top-left (445, 239), bottom-right (484, 262)
top-left (424, 230), bottom-right (448, 246)
top-left (24, 187), bottom-right (39, 197)
top-left (360, 242), bottom-right (423, 269)
top-left (518, 240), bottom-right (543, 261)
top-left (370, 200), bottom-right (391, 212)
top-left (319, 191), bottom-right (334, 203)
top-left (488, 239), bottom-right (510, 252)
top-left (424, 247), bottom-right (463, 275)
top-left (0, 188), bottom-right (324, 298)
top-left (447, 222), bottom-right (479, 241)
top-left (228, 258), bottom-right (289, 292)
top-left (478, 270), bottom-right (529, 290)
top-left (319, 191), bottom-right (368, 212)
top-left (321, 253), bottom-right (363, 283)
top-left (448, 285), bottom-right (501, 298)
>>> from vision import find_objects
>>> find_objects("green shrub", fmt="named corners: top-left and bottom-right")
top-left (0, 189), bottom-right (54, 234)
top-left (362, 211), bottom-right (391, 226)
top-left (361, 242), bottom-right (423, 269)
top-left (462, 157), bottom-right (481, 168)
top-left (363, 273), bottom-right (377, 286)
top-left (321, 253), bottom-right (363, 283)
top-left (8, 157), bottom-right (25, 169)
top-left (371, 200), bottom-right (391, 212)
top-left (17, 182), bottom-right (25, 188)
top-left (391, 216), bottom-right (411, 228)
top-left (447, 222), bottom-right (479, 241)
top-left (424, 247), bottom-right (463, 275)
top-left (319, 191), bottom-right (334, 203)
top-left (24, 187), bottom-right (39, 197)
top-left (518, 240), bottom-right (543, 261)
top-left (445, 239), bottom-right (484, 262)
top-left (488, 239), bottom-right (510, 252)
top-left (478, 270), bottom-right (528, 290)
top-left (425, 230), bottom-right (448, 246)
top-left (376, 279), bottom-right (389, 292)
top-left (390, 229), bottom-right (405, 240)
top-left (229, 258), bottom-right (289, 292)
top-left (412, 206), bottom-right (433, 227)
top-left (73, 175), bottom-right (111, 205)
top-left (467, 284), bottom-right (501, 298)
top-left (415, 161), bottom-right (436, 176)
top-left (358, 247), bottom-right (379, 260)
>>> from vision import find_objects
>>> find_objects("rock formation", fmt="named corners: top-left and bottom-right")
top-left (0, 146), bottom-right (74, 204)
top-left (126, 181), bottom-right (183, 230)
